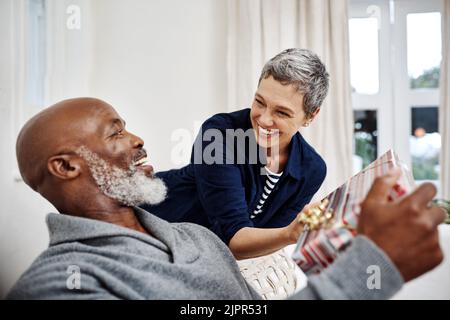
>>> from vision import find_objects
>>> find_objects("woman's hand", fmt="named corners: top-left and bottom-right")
top-left (230, 201), bottom-right (324, 259)
top-left (285, 202), bottom-right (322, 244)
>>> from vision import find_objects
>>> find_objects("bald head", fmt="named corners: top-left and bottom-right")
top-left (16, 97), bottom-right (114, 190)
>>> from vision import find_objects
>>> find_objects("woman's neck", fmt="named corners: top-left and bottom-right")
top-left (266, 145), bottom-right (289, 173)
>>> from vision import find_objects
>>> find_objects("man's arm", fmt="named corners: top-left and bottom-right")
top-left (290, 236), bottom-right (404, 300)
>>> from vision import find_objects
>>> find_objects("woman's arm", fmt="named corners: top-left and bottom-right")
top-left (229, 226), bottom-right (295, 260)
top-left (229, 157), bottom-right (327, 259)
top-left (229, 202), bottom-right (318, 259)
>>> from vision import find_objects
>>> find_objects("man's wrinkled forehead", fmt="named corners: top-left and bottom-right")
top-left (78, 104), bottom-right (124, 136)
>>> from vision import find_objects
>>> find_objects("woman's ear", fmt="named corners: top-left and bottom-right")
top-left (309, 107), bottom-right (321, 121)
top-left (47, 154), bottom-right (82, 180)
top-left (303, 107), bottom-right (321, 126)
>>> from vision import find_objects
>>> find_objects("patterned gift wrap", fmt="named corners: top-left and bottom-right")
top-left (292, 149), bottom-right (415, 274)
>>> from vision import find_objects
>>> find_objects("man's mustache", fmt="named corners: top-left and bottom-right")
top-left (133, 148), bottom-right (147, 164)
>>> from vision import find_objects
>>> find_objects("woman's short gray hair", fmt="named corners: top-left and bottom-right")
top-left (258, 48), bottom-right (329, 118)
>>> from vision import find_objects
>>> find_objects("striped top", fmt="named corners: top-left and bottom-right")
top-left (250, 167), bottom-right (283, 219)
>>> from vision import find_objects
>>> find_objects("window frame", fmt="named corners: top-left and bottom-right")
top-left (392, 0), bottom-right (442, 168)
top-left (350, 0), bottom-right (443, 189)
top-left (350, 0), bottom-right (394, 160)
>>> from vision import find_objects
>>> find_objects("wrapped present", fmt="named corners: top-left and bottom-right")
top-left (292, 149), bottom-right (415, 274)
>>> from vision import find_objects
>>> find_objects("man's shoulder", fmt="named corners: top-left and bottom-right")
top-left (171, 221), bottom-right (232, 253)
top-left (172, 221), bottom-right (222, 242)
top-left (6, 244), bottom-right (105, 300)
top-left (6, 247), bottom-right (69, 299)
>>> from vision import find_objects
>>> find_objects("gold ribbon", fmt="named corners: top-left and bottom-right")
top-left (297, 199), bottom-right (334, 231)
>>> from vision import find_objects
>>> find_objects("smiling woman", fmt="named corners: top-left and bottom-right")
top-left (250, 76), bottom-right (320, 173)
top-left (142, 48), bottom-right (329, 260)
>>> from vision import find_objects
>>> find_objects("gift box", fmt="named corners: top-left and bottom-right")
top-left (292, 149), bottom-right (416, 274)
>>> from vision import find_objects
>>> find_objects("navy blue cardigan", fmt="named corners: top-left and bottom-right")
top-left (142, 108), bottom-right (326, 244)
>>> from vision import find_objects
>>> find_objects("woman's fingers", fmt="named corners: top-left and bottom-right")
top-left (300, 201), bottom-right (322, 213)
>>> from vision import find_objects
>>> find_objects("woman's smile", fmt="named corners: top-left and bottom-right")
top-left (257, 125), bottom-right (280, 139)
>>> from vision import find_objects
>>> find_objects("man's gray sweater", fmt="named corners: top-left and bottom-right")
top-left (6, 207), bottom-right (404, 299)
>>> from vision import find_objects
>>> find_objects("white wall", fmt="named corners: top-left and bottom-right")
top-left (0, 0), bottom-right (227, 298)
top-left (89, 0), bottom-right (228, 171)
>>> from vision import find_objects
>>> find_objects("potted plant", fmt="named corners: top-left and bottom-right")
top-left (433, 199), bottom-right (450, 224)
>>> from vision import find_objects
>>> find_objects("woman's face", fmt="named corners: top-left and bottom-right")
top-left (250, 76), bottom-right (318, 153)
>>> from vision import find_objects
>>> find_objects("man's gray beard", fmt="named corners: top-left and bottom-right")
top-left (76, 146), bottom-right (167, 207)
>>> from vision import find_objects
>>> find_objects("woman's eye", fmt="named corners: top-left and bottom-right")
top-left (277, 111), bottom-right (289, 117)
top-left (255, 99), bottom-right (265, 107)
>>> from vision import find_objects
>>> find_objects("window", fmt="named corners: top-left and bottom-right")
top-left (349, 0), bottom-right (442, 192)
top-left (407, 12), bottom-right (441, 89)
top-left (354, 110), bottom-right (378, 172)
top-left (26, 0), bottom-right (47, 108)
top-left (410, 106), bottom-right (440, 180)
top-left (349, 17), bottom-right (380, 94)
top-left (11, 0), bottom-right (47, 181)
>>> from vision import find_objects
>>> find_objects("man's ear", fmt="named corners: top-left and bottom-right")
top-left (47, 154), bottom-right (82, 180)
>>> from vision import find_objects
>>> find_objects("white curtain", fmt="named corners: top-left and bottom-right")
top-left (227, 0), bottom-right (353, 197)
top-left (440, 0), bottom-right (450, 199)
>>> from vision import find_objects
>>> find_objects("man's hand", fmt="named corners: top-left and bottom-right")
top-left (358, 169), bottom-right (446, 282)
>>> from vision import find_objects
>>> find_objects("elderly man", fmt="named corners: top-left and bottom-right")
top-left (7, 97), bottom-right (445, 300)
